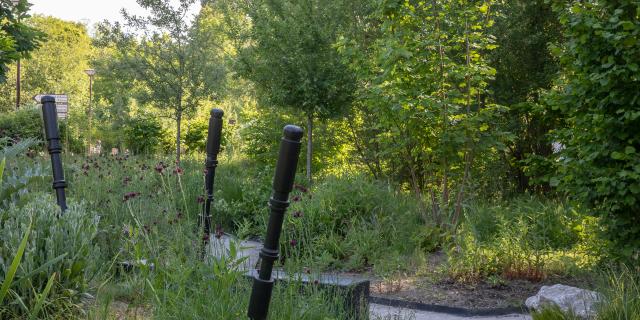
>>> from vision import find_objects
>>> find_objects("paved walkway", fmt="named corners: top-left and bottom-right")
top-left (370, 304), bottom-right (532, 320)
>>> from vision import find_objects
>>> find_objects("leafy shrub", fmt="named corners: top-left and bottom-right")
top-left (280, 174), bottom-right (424, 271)
top-left (184, 119), bottom-right (208, 154)
top-left (124, 116), bottom-right (166, 154)
top-left (0, 194), bottom-right (99, 318)
top-left (0, 106), bottom-right (44, 142)
top-left (184, 117), bottom-right (231, 154)
top-left (447, 197), bottom-right (602, 282)
top-left (0, 139), bottom-right (48, 207)
top-left (0, 106), bottom-right (77, 146)
top-left (549, 0), bottom-right (640, 263)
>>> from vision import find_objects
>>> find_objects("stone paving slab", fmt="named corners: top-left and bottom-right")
top-left (209, 234), bottom-right (262, 271)
top-left (370, 304), bottom-right (532, 320)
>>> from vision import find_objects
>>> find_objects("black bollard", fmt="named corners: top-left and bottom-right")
top-left (201, 108), bottom-right (224, 256)
top-left (41, 96), bottom-right (67, 212)
top-left (248, 125), bottom-right (303, 320)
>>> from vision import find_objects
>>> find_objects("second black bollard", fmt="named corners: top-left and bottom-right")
top-left (248, 125), bottom-right (304, 320)
top-left (201, 108), bottom-right (224, 257)
top-left (41, 96), bottom-right (68, 212)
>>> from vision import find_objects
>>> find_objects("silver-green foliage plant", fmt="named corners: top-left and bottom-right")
top-left (0, 138), bottom-right (47, 206)
top-left (0, 194), bottom-right (99, 318)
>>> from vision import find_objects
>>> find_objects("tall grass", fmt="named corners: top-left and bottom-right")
top-left (447, 197), bottom-right (603, 282)
top-left (596, 267), bottom-right (640, 320)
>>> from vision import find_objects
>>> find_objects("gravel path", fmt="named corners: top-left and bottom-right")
top-left (370, 304), bottom-right (532, 320)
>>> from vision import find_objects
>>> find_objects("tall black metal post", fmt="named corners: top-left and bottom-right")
top-left (201, 109), bottom-right (224, 257)
top-left (248, 125), bottom-right (303, 320)
top-left (41, 96), bottom-right (67, 212)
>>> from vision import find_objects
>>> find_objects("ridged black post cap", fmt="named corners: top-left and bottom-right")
top-left (210, 108), bottom-right (224, 118)
top-left (283, 125), bottom-right (303, 141)
top-left (41, 96), bottom-right (56, 104)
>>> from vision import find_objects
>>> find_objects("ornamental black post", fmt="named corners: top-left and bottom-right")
top-left (41, 96), bottom-right (67, 212)
top-left (248, 125), bottom-right (303, 320)
top-left (201, 108), bottom-right (223, 257)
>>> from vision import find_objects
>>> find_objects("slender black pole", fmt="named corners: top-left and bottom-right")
top-left (201, 108), bottom-right (223, 257)
top-left (248, 125), bottom-right (303, 320)
top-left (41, 96), bottom-right (67, 212)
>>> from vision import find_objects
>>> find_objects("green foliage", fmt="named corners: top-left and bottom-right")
top-left (532, 267), bottom-right (640, 320)
top-left (596, 266), bottom-right (640, 320)
top-left (0, 221), bottom-right (29, 307)
top-left (0, 106), bottom-right (79, 152)
top-left (531, 305), bottom-right (581, 320)
top-left (184, 118), bottom-right (208, 154)
top-left (94, 0), bottom-right (226, 163)
top-left (0, 106), bottom-right (42, 141)
top-left (0, 0), bottom-right (45, 84)
top-left (0, 194), bottom-right (99, 318)
top-left (549, 0), bottom-right (640, 263)
top-left (281, 174), bottom-right (423, 272)
top-left (339, 0), bottom-right (508, 221)
top-left (0, 15), bottom-right (90, 122)
top-left (239, 104), bottom-right (353, 177)
top-left (447, 197), bottom-right (602, 282)
top-left (124, 116), bottom-right (166, 155)
top-left (231, 0), bottom-right (365, 180)
top-left (236, 0), bottom-right (357, 118)
top-left (146, 240), bottom-right (349, 320)
top-left (489, 0), bottom-right (563, 193)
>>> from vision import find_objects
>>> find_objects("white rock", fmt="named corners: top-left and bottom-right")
top-left (525, 284), bottom-right (601, 318)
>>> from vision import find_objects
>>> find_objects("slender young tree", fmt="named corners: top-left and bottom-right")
top-left (233, 0), bottom-right (360, 182)
top-left (95, 0), bottom-right (225, 163)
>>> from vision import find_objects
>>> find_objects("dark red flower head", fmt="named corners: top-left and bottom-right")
top-left (123, 192), bottom-right (141, 202)
top-left (197, 196), bottom-right (205, 204)
top-left (294, 184), bottom-right (309, 193)
top-left (293, 211), bottom-right (303, 218)
top-left (289, 239), bottom-right (298, 247)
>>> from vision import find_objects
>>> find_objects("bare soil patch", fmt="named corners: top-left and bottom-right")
top-left (369, 252), bottom-right (596, 310)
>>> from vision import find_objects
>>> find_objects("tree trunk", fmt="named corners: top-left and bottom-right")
top-left (306, 115), bottom-right (313, 183)
top-left (176, 111), bottom-right (182, 165)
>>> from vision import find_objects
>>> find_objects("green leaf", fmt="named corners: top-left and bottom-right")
top-left (611, 151), bottom-right (625, 160)
top-left (29, 272), bottom-right (56, 320)
top-left (625, 146), bottom-right (636, 154)
top-left (14, 253), bottom-right (68, 285)
top-left (0, 223), bottom-right (31, 304)
top-left (0, 157), bottom-right (5, 182)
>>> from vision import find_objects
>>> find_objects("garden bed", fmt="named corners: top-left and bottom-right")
top-left (368, 252), bottom-right (597, 311)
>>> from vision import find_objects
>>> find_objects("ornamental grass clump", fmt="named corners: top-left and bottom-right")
top-left (0, 194), bottom-right (100, 319)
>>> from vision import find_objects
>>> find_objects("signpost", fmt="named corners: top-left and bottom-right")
top-left (34, 94), bottom-right (68, 119)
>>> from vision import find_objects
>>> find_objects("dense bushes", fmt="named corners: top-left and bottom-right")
top-left (123, 116), bottom-right (166, 154)
top-left (0, 106), bottom-right (44, 142)
top-left (550, 1), bottom-right (640, 263)
top-left (0, 194), bottom-right (99, 318)
top-left (0, 106), bottom-right (86, 153)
